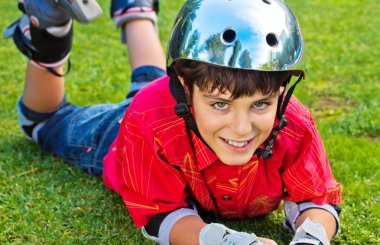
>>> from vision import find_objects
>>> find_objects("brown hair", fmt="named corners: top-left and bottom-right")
top-left (172, 59), bottom-right (292, 99)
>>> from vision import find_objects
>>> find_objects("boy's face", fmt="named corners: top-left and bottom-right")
top-left (191, 84), bottom-right (280, 166)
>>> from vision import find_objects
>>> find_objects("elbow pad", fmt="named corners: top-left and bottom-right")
top-left (284, 201), bottom-right (341, 237)
top-left (142, 203), bottom-right (200, 245)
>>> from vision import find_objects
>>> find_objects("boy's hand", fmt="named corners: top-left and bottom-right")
top-left (199, 223), bottom-right (265, 245)
top-left (289, 218), bottom-right (330, 245)
top-left (258, 237), bottom-right (278, 245)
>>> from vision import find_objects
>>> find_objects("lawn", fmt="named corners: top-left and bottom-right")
top-left (0, 0), bottom-right (379, 244)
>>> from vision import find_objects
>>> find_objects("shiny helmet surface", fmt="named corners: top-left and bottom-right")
top-left (167, 0), bottom-right (305, 75)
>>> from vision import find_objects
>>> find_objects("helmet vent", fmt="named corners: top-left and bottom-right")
top-left (262, 0), bottom-right (271, 4)
top-left (221, 29), bottom-right (237, 44)
top-left (266, 33), bottom-right (278, 47)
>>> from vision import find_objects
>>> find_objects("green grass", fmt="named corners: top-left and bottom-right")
top-left (0, 0), bottom-right (379, 244)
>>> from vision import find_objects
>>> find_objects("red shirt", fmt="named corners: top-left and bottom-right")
top-left (103, 76), bottom-right (342, 228)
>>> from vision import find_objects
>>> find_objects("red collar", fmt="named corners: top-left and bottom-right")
top-left (190, 131), bottom-right (219, 170)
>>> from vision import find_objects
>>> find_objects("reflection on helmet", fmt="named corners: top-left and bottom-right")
top-left (167, 0), bottom-right (305, 75)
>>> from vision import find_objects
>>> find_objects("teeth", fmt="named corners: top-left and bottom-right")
top-left (225, 139), bottom-right (248, 148)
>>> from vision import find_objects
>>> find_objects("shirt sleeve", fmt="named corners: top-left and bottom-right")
top-left (281, 107), bottom-right (342, 205)
top-left (116, 106), bottom-right (190, 228)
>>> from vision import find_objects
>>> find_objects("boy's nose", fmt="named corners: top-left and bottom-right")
top-left (229, 112), bottom-right (253, 136)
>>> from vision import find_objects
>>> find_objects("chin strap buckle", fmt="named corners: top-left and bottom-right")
top-left (278, 115), bottom-right (288, 129)
top-left (256, 115), bottom-right (288, 160)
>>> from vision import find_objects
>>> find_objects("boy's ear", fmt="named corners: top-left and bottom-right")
top-left (177, 75), bottom-right (192, 104)
top-left (177, 75), bottom-right (186, 86)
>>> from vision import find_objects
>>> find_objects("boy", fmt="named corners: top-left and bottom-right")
top-left (4, 0), bottom-right (341, 244)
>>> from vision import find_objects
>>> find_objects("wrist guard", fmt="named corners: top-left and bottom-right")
top-left (289, 218), bottom-right (330, 245)
top-left (199, 223), bottom-right (263, 245)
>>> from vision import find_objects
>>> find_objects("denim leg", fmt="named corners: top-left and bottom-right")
top-left (126, 65), bottom-right (166, 98)
top-left (37, 101), bottom-right (130, 175)
top-left (19, 65), bottom-right (166, 175)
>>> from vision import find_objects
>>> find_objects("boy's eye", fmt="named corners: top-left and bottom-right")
top-left (213, 102), bottom-right (229, 110)
top-left (253, 101), bottom-right (269, 109)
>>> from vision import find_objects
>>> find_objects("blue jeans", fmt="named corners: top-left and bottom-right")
top-left (18, 66), bottom-right (166, 175)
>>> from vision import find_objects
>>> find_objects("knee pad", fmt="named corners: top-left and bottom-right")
top-left (17, 98), bottom-right (45, 142)
top-left (17, 96), bottom-right (68, 142)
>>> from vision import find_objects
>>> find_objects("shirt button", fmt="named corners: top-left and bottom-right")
top-left (222, 195), bottom-right (232, 201)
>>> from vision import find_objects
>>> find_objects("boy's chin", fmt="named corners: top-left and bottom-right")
top-left (218, 154), bottom-right (254, 166)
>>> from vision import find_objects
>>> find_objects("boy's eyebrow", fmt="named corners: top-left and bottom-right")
top-left (203, 94), bottom-right (232, 102)
top-left (260, 93), bottom-right (279, 100)
top-left (202, 93), bottom-right (278, 101)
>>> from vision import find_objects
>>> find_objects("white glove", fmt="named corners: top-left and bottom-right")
top-left (199, 223), bottom-right (264, 245)
top-left (289, 218), bottom-right (330, 245)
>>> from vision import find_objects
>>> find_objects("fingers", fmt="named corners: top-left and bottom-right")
top-left (258, 237), bottom-right (278, 245)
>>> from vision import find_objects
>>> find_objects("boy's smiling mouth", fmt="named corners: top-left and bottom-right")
top-left (222, 138), bottom-right (253, 149)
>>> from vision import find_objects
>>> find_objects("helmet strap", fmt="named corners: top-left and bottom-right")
top-left (168, 67), bottom-right (211, 148)
top-left (256, 74), bottom-right (304, 160)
